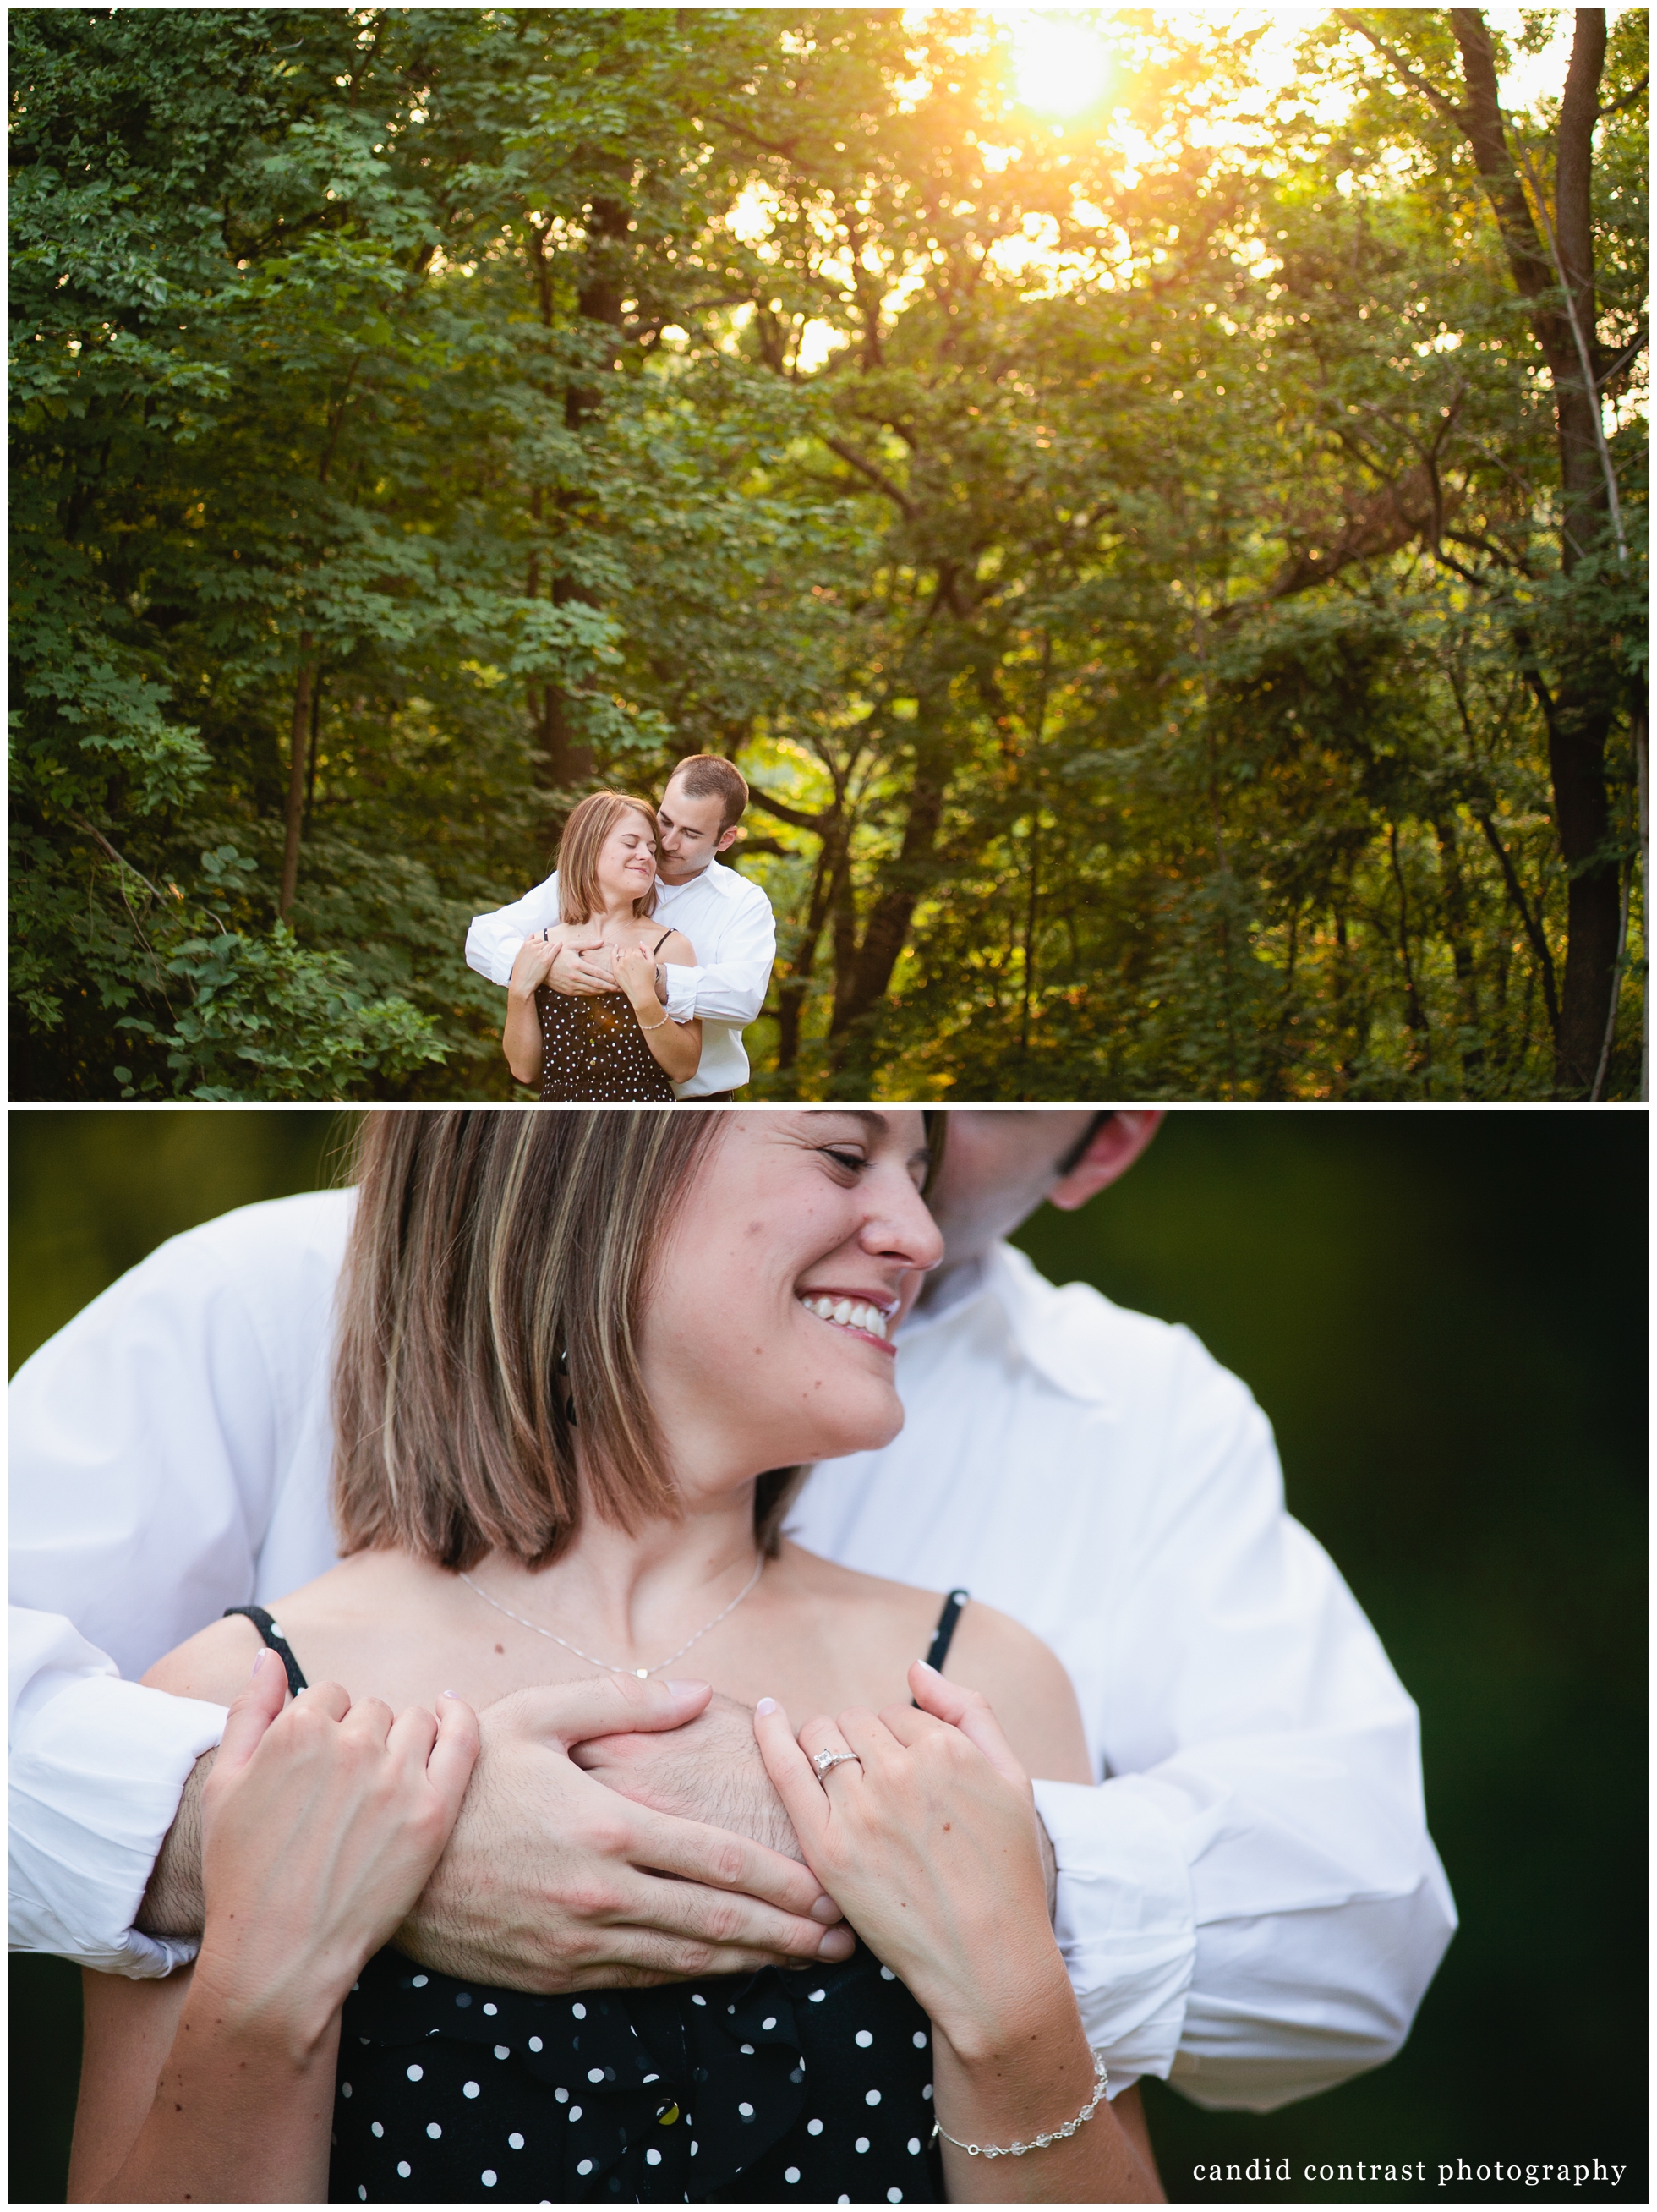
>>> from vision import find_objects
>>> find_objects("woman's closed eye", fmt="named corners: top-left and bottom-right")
top-left (818, 1146), bottom-right (870, 1179)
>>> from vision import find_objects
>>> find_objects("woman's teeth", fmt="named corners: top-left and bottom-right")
top-left (800, 1295), bottom-right (889, 1342)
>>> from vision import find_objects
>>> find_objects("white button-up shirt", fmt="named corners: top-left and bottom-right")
top-left (8, 1192), bottom-right (1454, 2111)
top-left (463, 858), bottom-right (775, 1096)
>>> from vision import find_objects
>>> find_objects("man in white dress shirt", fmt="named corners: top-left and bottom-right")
top-left (9, 1109), bottom-right (1454, 2116)
top-left (465, 754), bottom-right (775, 1098)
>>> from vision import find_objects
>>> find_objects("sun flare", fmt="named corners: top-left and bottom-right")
top-left (1004, 11), bottom-right (1113, 118)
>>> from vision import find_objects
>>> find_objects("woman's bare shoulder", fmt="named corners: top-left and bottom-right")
top-left (943, 1599), bottom-right (1092, 1784)
top-left (654, 927), bottom-right (696, 965)
top-left (142, 1613), bottom-right (267, 1704)
top-left (139, 1554), bottom-right (407, 1705)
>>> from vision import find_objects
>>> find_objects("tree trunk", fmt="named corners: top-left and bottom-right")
top-left (278, 634), bottom-right (314, 920)
top-left (1447, 9), bottom-right (1620, 1088)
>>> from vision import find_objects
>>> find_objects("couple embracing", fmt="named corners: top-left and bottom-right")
top-left (465, 756), bottom-right (773, 1101)
top-left (18, 1109), bottom-right (1456, 2204)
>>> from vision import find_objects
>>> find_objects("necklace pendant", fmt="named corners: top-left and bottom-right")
top-left (636, 1667), bottom-right (649, 1679)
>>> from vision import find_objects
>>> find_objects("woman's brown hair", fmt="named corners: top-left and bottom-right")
top-left (555, 791), bottom-right (659, 927)
top-left (331, 1111), bottom-right (804, 1569)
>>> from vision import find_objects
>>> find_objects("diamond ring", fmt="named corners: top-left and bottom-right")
top-left (812, 1749), bottom-right (861, 1777)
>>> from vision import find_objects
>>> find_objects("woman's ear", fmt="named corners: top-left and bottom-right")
top-left (1047, 1111), bottom-right (1162, 1212)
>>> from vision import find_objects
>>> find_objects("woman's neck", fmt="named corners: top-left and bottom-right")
top-left (581, 889), bottom-right (647, 933)
top-left (474, 1488), bottom-right (762, 1673)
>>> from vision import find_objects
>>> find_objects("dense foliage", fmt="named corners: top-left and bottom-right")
top-left (11, 8), bottom-right (1647, 1098)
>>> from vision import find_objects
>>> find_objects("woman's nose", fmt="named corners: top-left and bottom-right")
top-left (861, 1175), bottom-right (945, 1273)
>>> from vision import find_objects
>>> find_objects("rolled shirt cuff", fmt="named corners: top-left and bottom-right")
top-left (1033, 1774), bottom-right (1198, 2087)
top-left (10, 1673), bottom-right (227, 1978)
top-left (663, 964), bottom-right (697, 1022)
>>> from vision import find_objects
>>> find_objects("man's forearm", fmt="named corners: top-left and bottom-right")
top-left (135, 1749), bottom-right (212, 1942)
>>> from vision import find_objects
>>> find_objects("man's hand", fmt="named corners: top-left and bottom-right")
top-left (396, 1674), bottom-right (851, 1993)
top-left (539, 939), bottom-right (621, 996)
top-left (571, 1689), bottom-right (805, 1861)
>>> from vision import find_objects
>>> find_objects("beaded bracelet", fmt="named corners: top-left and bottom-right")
top-left (932, 2049), bottom-right (1109, 2159)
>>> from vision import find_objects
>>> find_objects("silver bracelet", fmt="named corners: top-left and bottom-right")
top-left (932, 2049), bottom-right (1108, 2159)
top-left (636, 1010), bottom-right (670, 1032)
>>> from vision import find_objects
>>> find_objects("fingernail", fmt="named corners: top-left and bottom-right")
top-left (809, 1895), bottom-right (843, 1925)
top-left (817, 1927), bottom-right (854, 1958)
top-left (666, 1679), bottom-right (707, 1696)
top-left (249, 1649), bottom-right (268, 1678)
top-left (441, 1689), bottom-right (460, 1700)
top-left (915, 1660), bottom-right (939, 1676)
top-left (755, 1696), bottom-right (779, 1716)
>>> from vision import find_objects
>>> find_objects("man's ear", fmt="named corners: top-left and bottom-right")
top-left (714, 824), bottom-right (744, 854)
top-left (1047, 1111), bottom-right (1163, 1212)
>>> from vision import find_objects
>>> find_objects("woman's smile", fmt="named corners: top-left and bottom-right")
top-left (796, 1288), bottom-right (898, 1354)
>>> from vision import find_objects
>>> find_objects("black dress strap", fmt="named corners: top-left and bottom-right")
top-left (223, 1605), bottom-right (309, 1697)
top-left (652, 927), bottom-right (674, 954)
top-left (918, 1589), bottom-right (970, 1690)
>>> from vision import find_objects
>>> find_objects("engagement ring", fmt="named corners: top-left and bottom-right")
top-left (813, 1749), bottom-right (861, 1777)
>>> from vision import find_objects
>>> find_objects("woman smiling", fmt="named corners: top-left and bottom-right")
top-left (68, 1111), bottom-right (1162, 2204)
top-left (502, 791), bottom-right (702, 1099)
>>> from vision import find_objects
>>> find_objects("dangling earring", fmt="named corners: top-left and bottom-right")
top-left (556, 1344), bottom-right (578, 1426)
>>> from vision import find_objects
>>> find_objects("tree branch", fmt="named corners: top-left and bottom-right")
top-left (1336, 12), bottom-right (1463, 119)
top-left (1597, 70), bottom-right (1647, 117)
top-left (820, 435), bottom-right (918, 522)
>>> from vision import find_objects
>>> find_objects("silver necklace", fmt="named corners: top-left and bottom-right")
top-left (457, 1554), bottom-right (766, 1679)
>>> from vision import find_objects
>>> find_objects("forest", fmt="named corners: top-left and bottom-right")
top-left (10, 7), bottom-right (1648, 1099)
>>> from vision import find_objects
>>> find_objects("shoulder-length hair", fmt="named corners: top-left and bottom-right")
top-left (332, 1111), bottom-right (803, 1569)
top-left (556, 791), bottom-right (659, 928)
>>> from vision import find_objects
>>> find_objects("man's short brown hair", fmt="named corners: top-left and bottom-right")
top-left (667, 754), bottom-right (748, 831)
top-left (555, 791), bottom-right (660, 927)
top-left (332, 1112), bottom-right (804, 1569)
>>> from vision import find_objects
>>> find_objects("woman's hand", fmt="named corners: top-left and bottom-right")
top-left (753, 1661), bottom-right (1057, 2056)
top-left (756, 1662), bottom-right (1164, 2202)
top-left (194, 1651), bottom-right (479, 2063)
top-left (503, 932), bottom-right (563, 1083)
top-left (613, 940), bottom-right (663, 1011)
top-left (507, 929), bottom-right (562, 999)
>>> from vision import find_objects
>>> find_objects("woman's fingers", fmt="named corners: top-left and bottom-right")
top-left (424, 1694), bottom-right (481, 1820)
top-left (752, 1699), bottom-right (832, 1856)
top-left (212, 1647), bottom-right (288, 1781)
top-left (908, 1661), bottom-right (1027, 1786)
top-left (293, 1678), bottom-right (351, 1724)
top-left (834, 1706), bottom-right (903, 1773)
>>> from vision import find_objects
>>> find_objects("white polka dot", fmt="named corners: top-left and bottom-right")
top-left (785, 2168), bottom-right (801, 2186)
top-left (577, 2160), bottom-right (594, 2176)
top-left (370, 2123), bottom-right (384, 2139)
top-left (763, 2016), bottom-right (778, 2030)
top-left (411, 1974), bottom-right (429, 1988)
top-left (569, 2107), bottom-right (582, 2123)
top-left (867, 2089), bottom-right (882, 2105)
top-left (483, 2002), bottom-right (497, 2016)
top-left (645, 2149), bottom-right (663, 2166)
top-left (691, 1992), bottom-right (707, 2006)
top-left (808, 1989), bottom-right (827, 2003)
top-left (912, 2031), bottom-right (927, 2049)
top-left (555, 2088), bottom-right (569, 2103)
top-left (922, 2083), bottom-right (933, 2100)
top-left (643, 2073), bottom-right (659, 2084)
top-left (880, 1965), bottom-right (896, 1980)
top-left (690, 2143), bottom-right (699, 2157)
top-left (482, 2172), bottom-right (497, 2188)
top-left (888, 2191), bottom-right (904, 2204)
top-left (495, 2045), bottom-right (510, 2060)
top-left (571, 2001), bottom-right (587, 2018)
top-left (396, 2162), bottom-right (412, 2179)
top-left (839, 2194), bottom-right (850, 2202)
top-left (738, 2101), bottom-right (755, 2118)
top-left (341, 2081), bottom-right (353, 2097)
top-left (406, 2064), bottom-right (424, 2083)
top-left (807, 2118), bottom-right (824, 2136)
top-left (908, 2137), bottom-right (922, 2155)
top-left (426, 2122), bottom-right (442, 2140)
top-left (528, 2037), bottom-right (544, 2053)
top-left (588, 2067), bottom-right (605, 2083)
top-left (358, 2189), bottom-right (367, 2202)
top-left (855, 2029), bottom-right (873, 2048)
top-left (508, 2133), bottom-right (525, 2150)
top-left (463, 2081), bottom-right (480, 2099)
top-left (856, 2136), bottom-right (871, 2154)
top-left (740, 2042), bottom-right (755, 2055)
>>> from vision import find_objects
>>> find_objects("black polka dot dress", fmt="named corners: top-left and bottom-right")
top-left (535, 963), bottom-right (676, 1102)
top-left (328, 1941), bottom-right (943, 2204)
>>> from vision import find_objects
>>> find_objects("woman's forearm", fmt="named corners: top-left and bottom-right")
top-left (76, 1971), bottom-right (340, 2204)
top-left (931, 1962), bottom-right (1162, 2203)
top-left (501, 987), bottom-right (544, 1086)
top-left (626, 990), bottom-right (700, 1081)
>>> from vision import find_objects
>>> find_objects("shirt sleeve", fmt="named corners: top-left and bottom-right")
top-left (8, 1196), bottom-right (343, 1973)
top-left (660, 884), bottom-right (776, 1027)
top-left (9, 1607), bottom-right (226, 1977)
top-left (464, 873), bottom-right (562, 988)
top-left (1034, 1330), bottom-right (1457, 2111)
